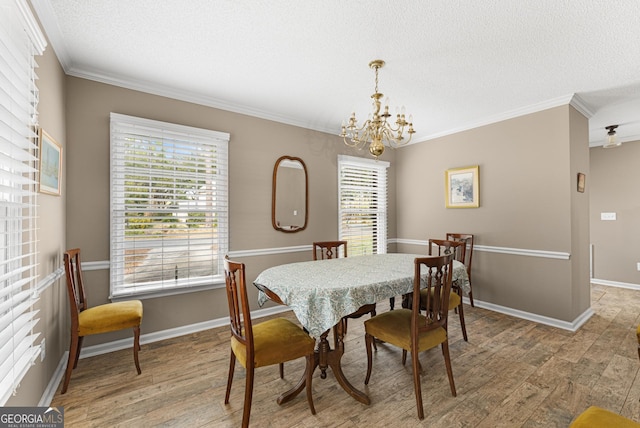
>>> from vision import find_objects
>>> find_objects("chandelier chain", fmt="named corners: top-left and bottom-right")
top-left (374, 65), bottom-right (379, 94)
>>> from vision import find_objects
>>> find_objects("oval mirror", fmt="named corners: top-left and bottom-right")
top-left (272, 156), bottom-right (308, 233)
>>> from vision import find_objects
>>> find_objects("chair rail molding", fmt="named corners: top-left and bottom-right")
top-left (81, 242), bottom-right (571, 273)
top-left (392, 238), bottom-right (570, 260)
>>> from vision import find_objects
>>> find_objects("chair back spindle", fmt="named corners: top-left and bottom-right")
top-left (64, 249), bottom-right (88, 323)
top-left (412, 255), bottom-right (453, 334)
top-left (428, 239), bottom-right (466, 265)
top-left (224, 257), bottom-right (253, 352)
top-left (313, 241), bottom-right (347, 260)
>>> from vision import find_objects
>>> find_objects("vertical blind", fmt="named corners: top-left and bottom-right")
top-left (0, 0), bottom-right (46, 405)
top-left (337, 155), bottom-right (389, 256)
top-left (110, 113), bottom-right (229, 298)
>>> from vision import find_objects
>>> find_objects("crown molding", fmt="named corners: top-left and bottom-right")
top-left (412, 94), bottom-right (582, 144)
top-left (65, 66), bottom-right (337, 135)
top-left (569, 93), bottom-right (595, 119)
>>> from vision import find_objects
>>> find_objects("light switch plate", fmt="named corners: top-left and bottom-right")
top-left (601, 212), bottom-right (616, 221)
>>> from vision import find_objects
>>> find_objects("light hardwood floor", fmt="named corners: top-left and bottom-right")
top-left (51, 284), bottom-right (640, 427)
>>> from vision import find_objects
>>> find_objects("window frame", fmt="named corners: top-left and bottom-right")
top-left (337, 154), bottom-right (389, 256)
top-left (109, 113), bottom-right (230, 299)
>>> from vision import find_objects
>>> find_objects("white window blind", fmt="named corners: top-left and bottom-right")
top-left (338, 155), bottom-right (389, 256)
top-left (0, 0), bottom-right (46, 405)
top-left (110, 113), bottom-right (229, 298)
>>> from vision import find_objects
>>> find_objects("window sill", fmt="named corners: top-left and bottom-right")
top-left (110, 280), bottom-right (225, 301)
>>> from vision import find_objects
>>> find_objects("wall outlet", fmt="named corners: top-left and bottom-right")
top-left (637, 262), bottom-right (640, 271)
top-left (600, 212), bottom-right (616, 221)
top-left (40, 338), bottom-right (45, 362)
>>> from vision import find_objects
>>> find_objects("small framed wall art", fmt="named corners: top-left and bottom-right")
top-left (445, 165), bottom-right (479, 208)
top-left (577, 172), bottom-right (585, 193)
top-left (38, 128), bottom-right (62, 196)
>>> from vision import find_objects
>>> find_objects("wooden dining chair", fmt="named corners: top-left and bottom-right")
top-left (312, 241), bottom-right (377, 347)
top-left (422, 239), bottom-right (469, 341)
top-left (223, 257), bottom-right (316, 428)
top-left (364, 255), bottom-right (457, 420)
top-left (61, 248), bottom-right (143, 394)
top-left (446, 233), bottom-right (475, 307)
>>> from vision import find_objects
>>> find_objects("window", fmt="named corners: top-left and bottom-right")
top-left (110, 113), bottom-right (229, 299)
top-left (338, 155), bottom-right (389, 256)
top-left (0, 0), bottom-right (46, 405)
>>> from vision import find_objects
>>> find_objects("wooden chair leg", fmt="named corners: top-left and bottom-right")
top-left (364, 333), bottom-right (374, 384)
top-left (304, 354), bottom-right (316, 415)
top-left (61, 333), bottom-right (80, 394)
top-left (467, 278), bottom-right (474, 307)
top-left (442, 341), bottom-right (457, 397)
top-left (241, 364), bottom-right (255, 428)
top-left (133, 326), bottom-right (142, 374)
top-left (457, 297), bottom-right (468, 342)
top-left (411, 347), bottom-right (424, 420)
top-left (370, 309), bottom-right (377, 351)
top-left (402, 349), bottom-right (407, 365)
top-left (224, 351), bottom-right (236, 404)
top-left (279, 363), bottom-right (284, 379)
top-left (73, 336), bottom-right (84, 369)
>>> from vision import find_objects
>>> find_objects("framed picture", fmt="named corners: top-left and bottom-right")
top-left (38, 128), bottom-right (62, 195)
top-left (577, 172), bottom-right (585, 193)
top-left (445, 165), bottom-right (479, 208)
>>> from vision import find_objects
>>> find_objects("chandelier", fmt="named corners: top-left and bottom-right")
top-left (340, 59), bottom-right (415, 158)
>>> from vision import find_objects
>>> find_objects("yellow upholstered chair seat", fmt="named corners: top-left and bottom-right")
top-left (570, 406), bottom-right (640, 427)
top-left (364, 309), bottom-right (447, 352)
top-left (78, 300), bottom-right (143, 336)
top-left (231, 317), bottom-right (316, 368)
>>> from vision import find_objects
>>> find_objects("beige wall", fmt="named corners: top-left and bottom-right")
top-left (64, 76), bottom-right (398, 345)
top-left (590, 139), bottom-right (640, 284)
top-left (394, 105), bottom-right (591, 321)
top-left (569, 107), bottom-right (591, 317)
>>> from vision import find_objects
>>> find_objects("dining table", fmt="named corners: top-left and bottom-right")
top-left (254, 252), bottom-right (470, 405)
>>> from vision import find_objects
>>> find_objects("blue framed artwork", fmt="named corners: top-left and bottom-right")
top-left (39, 128), bottom-right (62, 196)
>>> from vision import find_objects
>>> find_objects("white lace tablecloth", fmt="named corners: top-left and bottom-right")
top-left (254, 253), bottom-right (469, 338)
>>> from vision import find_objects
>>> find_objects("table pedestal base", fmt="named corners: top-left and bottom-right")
top-left (276, 318), bottom-right (370, 406)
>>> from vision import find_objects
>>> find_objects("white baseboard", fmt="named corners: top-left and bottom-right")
top-left (38, 351), bottom-right (67, 407)
top-left (591, 278), bottom-right (640, 290)
top-left (38, 303), bottom-right (291, 406)
top-left (463, 297), bottom-right (594, 332)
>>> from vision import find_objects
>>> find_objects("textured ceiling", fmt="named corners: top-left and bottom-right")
top-left (31, 0), bottom-right (640, 146)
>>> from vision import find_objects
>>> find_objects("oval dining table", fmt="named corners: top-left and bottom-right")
top-left (254, 252), bottom-right (470, 405)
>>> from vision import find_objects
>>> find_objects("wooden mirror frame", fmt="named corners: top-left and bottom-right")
top-left (272, 155), bottom-right (308, 233)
